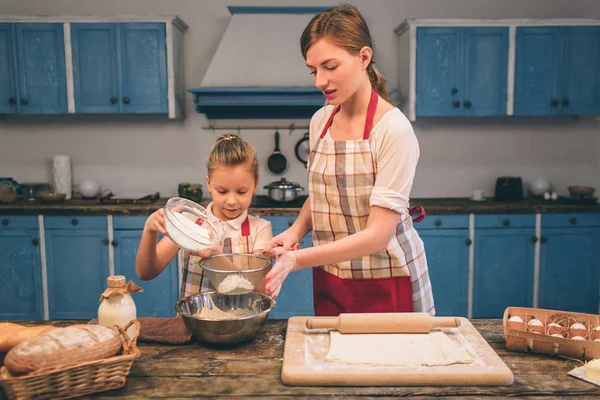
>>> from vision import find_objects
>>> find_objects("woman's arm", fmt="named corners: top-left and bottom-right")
top-left (296, 205), bottom-right (400, 270)
top-left (264, 196), bottom-right (313, 252)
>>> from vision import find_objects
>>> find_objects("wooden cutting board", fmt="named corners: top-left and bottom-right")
top-left (282, 316), bottom-right (514, 386)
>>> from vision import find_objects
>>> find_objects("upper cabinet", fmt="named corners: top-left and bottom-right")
top-left (0, 23), bottom-right (67, 114)
top-left (416, 27), bottom-right (508, 117)
top-left (0, 16), bottom-right (186, 119)
top-left (514, 26), bottom-right (600, 116)
top-left (71, 23), bottom-right (168, 114)
top-left (396, 19), bottom-right (600, 120)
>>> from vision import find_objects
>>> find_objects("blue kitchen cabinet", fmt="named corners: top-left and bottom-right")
top-left (71, 23), bottom-right (119, 113)
top-left (515, 26), bottom-right (600, 116)
top-left (263, 215), bottom-right (314, 319)
top-left (473, 215), bottom-right (536, 318)
top-left (416, 215), bottom-right (469, 317)
top-left (416, 27), bottom-right (508, 117)
top-left (0, 216), bottom-right (43, 320)
top-left (113, 216), bottom-right (178, 318)
top-left (538, 214), bottom-right (600, 314)
top-left (71, 22), bottom-right (167, 114)
top-left (45, 216), bottom-right (109, 319)
top-left (0, 24), bottom-right (17, 114)
top-left (15, 23), bottom-right (67, 114)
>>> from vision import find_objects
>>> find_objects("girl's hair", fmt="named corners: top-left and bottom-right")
top-left (206, 134), bottom-right (259, 181)
top-left (300, 4), bottom-right (388, 101)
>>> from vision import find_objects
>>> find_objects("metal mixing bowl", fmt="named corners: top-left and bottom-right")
top-left (175, 291), bottom-right (276, 344)
top-left (200, 253), bottom-right (272, 295)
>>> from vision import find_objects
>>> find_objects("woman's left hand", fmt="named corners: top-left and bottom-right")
top-left (265, 247), bottom-right (298, 298)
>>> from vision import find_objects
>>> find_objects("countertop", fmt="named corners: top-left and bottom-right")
top-left (2, 319), bottom-right (598, 399)
top-left (1, 197), bottom-right (600, 216)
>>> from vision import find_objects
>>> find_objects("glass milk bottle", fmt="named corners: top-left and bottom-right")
top-left (98, 275), bottom-right (138, 339)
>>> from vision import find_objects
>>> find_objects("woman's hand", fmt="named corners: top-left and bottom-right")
top-left (264, 229), bottom-right (300, 253)
top-left (191, 243), bottom-right (223, 259)
top-left (144, 209), bottom-right (167, 235)
top-left (265, 247), bottom-right (299, 298)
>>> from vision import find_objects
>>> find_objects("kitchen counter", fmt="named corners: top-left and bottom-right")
top-left (1, 197), bottom-right (600, 216)
top-left (2, 319), bottom-right (597, 399)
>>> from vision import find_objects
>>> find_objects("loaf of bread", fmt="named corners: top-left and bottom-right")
top-left (4, 325), bottom-right (122, 375)
top-left (0, 323), bottom-right (56, 352)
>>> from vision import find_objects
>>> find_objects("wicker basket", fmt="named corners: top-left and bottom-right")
top-left (503, 307), bottom-right (600, 361)
top-left (0, 320), bottom-right (141, 400)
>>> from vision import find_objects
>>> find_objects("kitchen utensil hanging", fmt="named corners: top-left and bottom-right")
top-left (267, 130), bottom-right (287, 174)
top-left (294, 132), bottom-right (310, 168)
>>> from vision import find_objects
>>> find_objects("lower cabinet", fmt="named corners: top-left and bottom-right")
top-left (0, 216), bottom-right (43, 320)
top-left (262, 215), bottom-right (314, 319)
top-left (113, 216), bottom-right (179, 318)
top-left (45, 216), bottom-right (109, 319)
top-left (416, 215), bottom-right (470, 317)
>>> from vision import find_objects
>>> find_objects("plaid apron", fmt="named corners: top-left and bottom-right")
top-left (308, 89), bottom-right (435, 316)
top-left (180, 217), bottom-right (250, 298)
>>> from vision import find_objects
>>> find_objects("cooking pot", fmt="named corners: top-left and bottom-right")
top-left (263, 178), bottom-right (304, 202)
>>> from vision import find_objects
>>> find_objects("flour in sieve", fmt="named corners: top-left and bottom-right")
top-left (167, 211), bottom-right (212, 251)
top-left (217, 274), bottom-right (255, 295)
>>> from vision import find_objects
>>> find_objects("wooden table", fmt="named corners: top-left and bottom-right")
top-left (4, 319), bottom-right (600, 399)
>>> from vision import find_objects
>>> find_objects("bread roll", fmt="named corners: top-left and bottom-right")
top-left (0, 323), bottom-right (56, 352)
top-left (4, 325), bottom-right (122, 375)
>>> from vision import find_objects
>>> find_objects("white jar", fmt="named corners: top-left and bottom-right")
top-left (98, 275), bottom-right (137, 339)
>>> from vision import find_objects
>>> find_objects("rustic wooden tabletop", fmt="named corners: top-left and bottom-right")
top-left (3, 319), bottom-right (599, 399)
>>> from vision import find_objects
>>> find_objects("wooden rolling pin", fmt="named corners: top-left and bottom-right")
top-left (305, 312), bottom-right (461, 334)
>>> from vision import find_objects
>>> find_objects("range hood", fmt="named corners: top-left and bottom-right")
top-left (188, 7), bottom-right (329, 119)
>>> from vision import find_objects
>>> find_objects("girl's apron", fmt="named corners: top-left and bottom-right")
top-left (308, 89), bottom-right (435, 316)
top-left (180, 217), bottom-right (251, 298)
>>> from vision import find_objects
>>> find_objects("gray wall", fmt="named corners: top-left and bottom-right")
top-left (1, 0), bottom-right (599, 199)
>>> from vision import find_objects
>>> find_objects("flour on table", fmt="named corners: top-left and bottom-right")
top-left (325, 331), bottom-right (475, 366)
top-left (217, 274), bottom-right (255, 295)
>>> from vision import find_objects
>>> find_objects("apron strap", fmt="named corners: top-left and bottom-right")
top-left (319, 88), bottom-right (379, 140)
top-left (241, 216), bottom-right (250, 237)
top-left (408, 206), bottom-right (426, 223)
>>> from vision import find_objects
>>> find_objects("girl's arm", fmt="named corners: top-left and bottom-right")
top-left (136, 209), bottom-right (180, 280)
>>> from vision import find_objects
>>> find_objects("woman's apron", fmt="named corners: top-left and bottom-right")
top-left (308, 88), bottom-right (435, 316)
top-left (180, 217), bottom-right (251, 298)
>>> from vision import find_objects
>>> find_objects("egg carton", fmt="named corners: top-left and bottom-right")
top-left (503, 307), bottom-right (600, 361)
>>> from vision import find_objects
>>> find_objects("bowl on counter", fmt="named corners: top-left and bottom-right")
top-left (175, 291), bottom-right (276, 344)
top-left (568, 186), bottom-right (596, 197)
top-left (38, 191), bottom-right (67, 203)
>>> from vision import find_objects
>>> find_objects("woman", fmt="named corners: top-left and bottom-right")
top-left (264, 5), bottom-right (434, 316)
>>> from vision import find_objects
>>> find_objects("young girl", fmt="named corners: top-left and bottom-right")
top-left (136, 134), bottom-right (273, 298)
top-left (265, 5), bottom-right (435, 316)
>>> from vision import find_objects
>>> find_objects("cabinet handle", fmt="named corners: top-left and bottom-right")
top-left (531, 235), bottom-right (538, 243)
top-left (463, 100), bottom-right (472, 109)
top-left (550, 99), bottom-right (559, 108)
top-left (110, 96), bottom-right (118, 104)
top-left (451, 88), bottom-right (458, 95)
top-left (1, 218), bottom-right (8, 226)
top-left (8, 97), bottom-right (16, 105)
top-left (561, 99), bottom-right (569, 107)
top-left (434, 219), bottom-right (442, 227)
top-left (111, 240), bottom-right (118, 247)
top-left (71, 218), bottom-right (79, 226)
top-left (103, 238), bottom-right (109, 246)
top-left (540, 236), bottom-right (547, 243)
top-left (123, 97), bottom-right (130, 104)
top-left (20, 98), bottom-right (28, 105)
top-left (452, 100), bottom-right (460, 109)
top-left (288, 220), bottom-right (294, 227)
top-left (465, 238), bottom-right (472, 246)
top-left (569, 217), bottom-right (577, 225)
top-left (502, 219), bottom-right (510, 227)
top-left (32, 238), bottom-right (39, 246)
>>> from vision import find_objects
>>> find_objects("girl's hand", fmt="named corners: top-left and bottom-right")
top-left (265, 247), bottom-right (298, 298)
top-left (144, 209), bottom-right (167, 235)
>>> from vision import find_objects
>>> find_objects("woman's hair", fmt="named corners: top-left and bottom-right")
top-left (206, 134), bottom-right (259, 181)
top-left (300, 4), bottom-right (389, 101)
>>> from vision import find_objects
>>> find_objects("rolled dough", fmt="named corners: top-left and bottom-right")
top-left (325, 331), bottom-right (475, 366)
